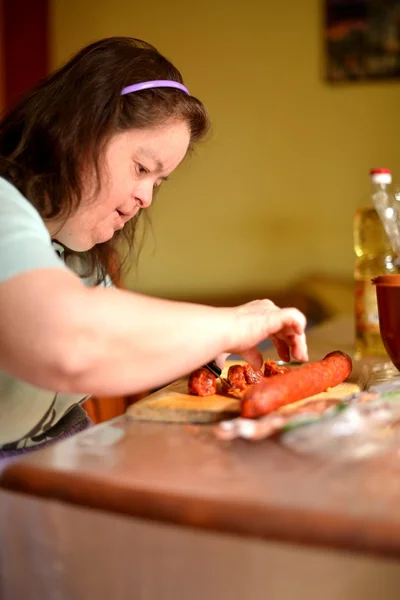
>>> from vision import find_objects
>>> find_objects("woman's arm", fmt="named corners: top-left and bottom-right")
top-left (0, 269), bottom-right (308, 395)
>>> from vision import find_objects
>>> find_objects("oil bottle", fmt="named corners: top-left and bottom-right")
top-left (354, 168), bottom-right (399, 358)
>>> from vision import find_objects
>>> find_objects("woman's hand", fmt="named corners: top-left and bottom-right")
top-left (225, 299), bottom-right (308, 370)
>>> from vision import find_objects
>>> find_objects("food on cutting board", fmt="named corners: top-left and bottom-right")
top-left (226, 364), bottom-right (264, 390)
top-left (242, 351), bottom-right (352, 418)
top-left (188, 351), bottom-right (353, 419)
top-left (264, 360), bottom-right (290, 377)
top-left (188, 359), bottom-right (288, 397)
top-left (188, 368), bottom-right (217, 397)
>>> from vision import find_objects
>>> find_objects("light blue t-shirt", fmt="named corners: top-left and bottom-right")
top-left (0, 176), bottom-right (108, 449)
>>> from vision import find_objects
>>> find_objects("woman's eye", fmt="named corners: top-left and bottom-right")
top-left (137, 164), bottom-right (148, 175)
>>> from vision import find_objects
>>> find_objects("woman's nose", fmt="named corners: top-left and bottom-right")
top-left (135, 186), bottom-right (153, 209)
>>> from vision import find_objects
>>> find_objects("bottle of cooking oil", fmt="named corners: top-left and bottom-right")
top-left (354, 168), bottom-right (399, 358)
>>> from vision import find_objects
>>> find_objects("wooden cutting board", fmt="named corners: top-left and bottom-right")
top-left (126, 361), bottom-right (360, 424)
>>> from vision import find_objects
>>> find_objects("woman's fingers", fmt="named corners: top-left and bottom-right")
top-left (290, 332), bottom-right (308, 362)
top-left (270, 335), bottom-right (291, 363)
top-left (213, 352), bottom-right (230, 370)
top-left (228, 300), bottom-right (308, 365)
top-left (239, 346), bottom-right (264, 371)
top-left (266, 307), bottom-right (307, 337)
top-left (272, 331), bottom-right (308, 363)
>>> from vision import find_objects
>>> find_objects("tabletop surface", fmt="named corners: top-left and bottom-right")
top-left (3, 314), bottom-right (400, 558)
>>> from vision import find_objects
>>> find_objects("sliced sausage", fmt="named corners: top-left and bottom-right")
top-left (264, 360), bottom-right (290, 377)
top-left (188, 368), bottom-right (217, 396)
top-left (227, 364), bottom-right (264, 390)
top-left (244, 364), bottom-right (264, 385)
top-left (227, 365), bottom-right (247, 390)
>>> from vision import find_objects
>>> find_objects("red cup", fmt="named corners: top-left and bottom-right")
top-left (372, 274), bottom-right (400, 371)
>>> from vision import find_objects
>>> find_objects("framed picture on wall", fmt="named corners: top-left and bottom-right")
top-left (325, 0), bottom-right (400, 82)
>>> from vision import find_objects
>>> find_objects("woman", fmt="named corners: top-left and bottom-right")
top-left (0, 37), bottom-right (308, 457)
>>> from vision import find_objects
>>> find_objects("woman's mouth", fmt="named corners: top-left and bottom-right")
top-left (115, 206), bottom-right (139, 223)
top-left (114, 211), bottom-right (125, 230)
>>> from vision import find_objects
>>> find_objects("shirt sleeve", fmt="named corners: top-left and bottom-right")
top-left (0, 177), bottom-right (67, 284)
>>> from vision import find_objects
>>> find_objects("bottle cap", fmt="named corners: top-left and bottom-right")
top-left (370, 168), bottom-right (391, 175)
top-left (370, 168), bottom-right (392, 185)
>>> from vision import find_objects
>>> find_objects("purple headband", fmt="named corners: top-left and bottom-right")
top-left (121, 80), bottom-right (190, 96)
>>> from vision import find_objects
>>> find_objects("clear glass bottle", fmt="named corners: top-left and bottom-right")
top-left (354, 168), bottom-right (399, 358)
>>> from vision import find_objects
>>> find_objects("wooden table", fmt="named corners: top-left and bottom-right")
top-left (2, 314), bottom-right (400, 600)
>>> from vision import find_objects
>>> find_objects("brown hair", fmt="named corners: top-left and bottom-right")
top-left (0, 37), bottom-right (210, 284)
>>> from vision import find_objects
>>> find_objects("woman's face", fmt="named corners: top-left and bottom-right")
top-left (49, 120), bottom-right (191, 251)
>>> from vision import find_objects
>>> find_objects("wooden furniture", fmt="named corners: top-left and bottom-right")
top-left (2, 314), bottom-right (400, 600)
top-left (82, 395), bottom-right (131, 423)
top-left (3, 486), bottom-right (400, 600)
top-left (2, 315), bottom-right (399, 556)
top-left (82, 393), bottom-right (144, 423)
top-left (3, 401), bottom-right (400, 557)
top-left (83, 392), bottom-right (149, 423)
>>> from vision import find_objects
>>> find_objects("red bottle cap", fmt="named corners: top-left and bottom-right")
top-left (370, 168), bottom-right (391, 175)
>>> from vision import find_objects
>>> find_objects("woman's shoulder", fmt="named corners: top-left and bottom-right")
top-left (0, 176), bottom-right (66, 284)
top-left (0, 176), bottom-right (45, 225)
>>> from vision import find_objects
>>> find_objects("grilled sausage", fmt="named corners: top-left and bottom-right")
top-left (188, 368), bottom-right (217, 396)
top-left (227, 364), bottom-right (264, 390)
top-left (227, 365), bottom-right (247, 390)
top-left (244, 365), bottom-right (264, 385)
top-left (241, 351), bottom-right (352, 418)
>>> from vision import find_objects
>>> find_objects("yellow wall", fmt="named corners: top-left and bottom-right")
top-left (50, 0), bottom-right (400, 299)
